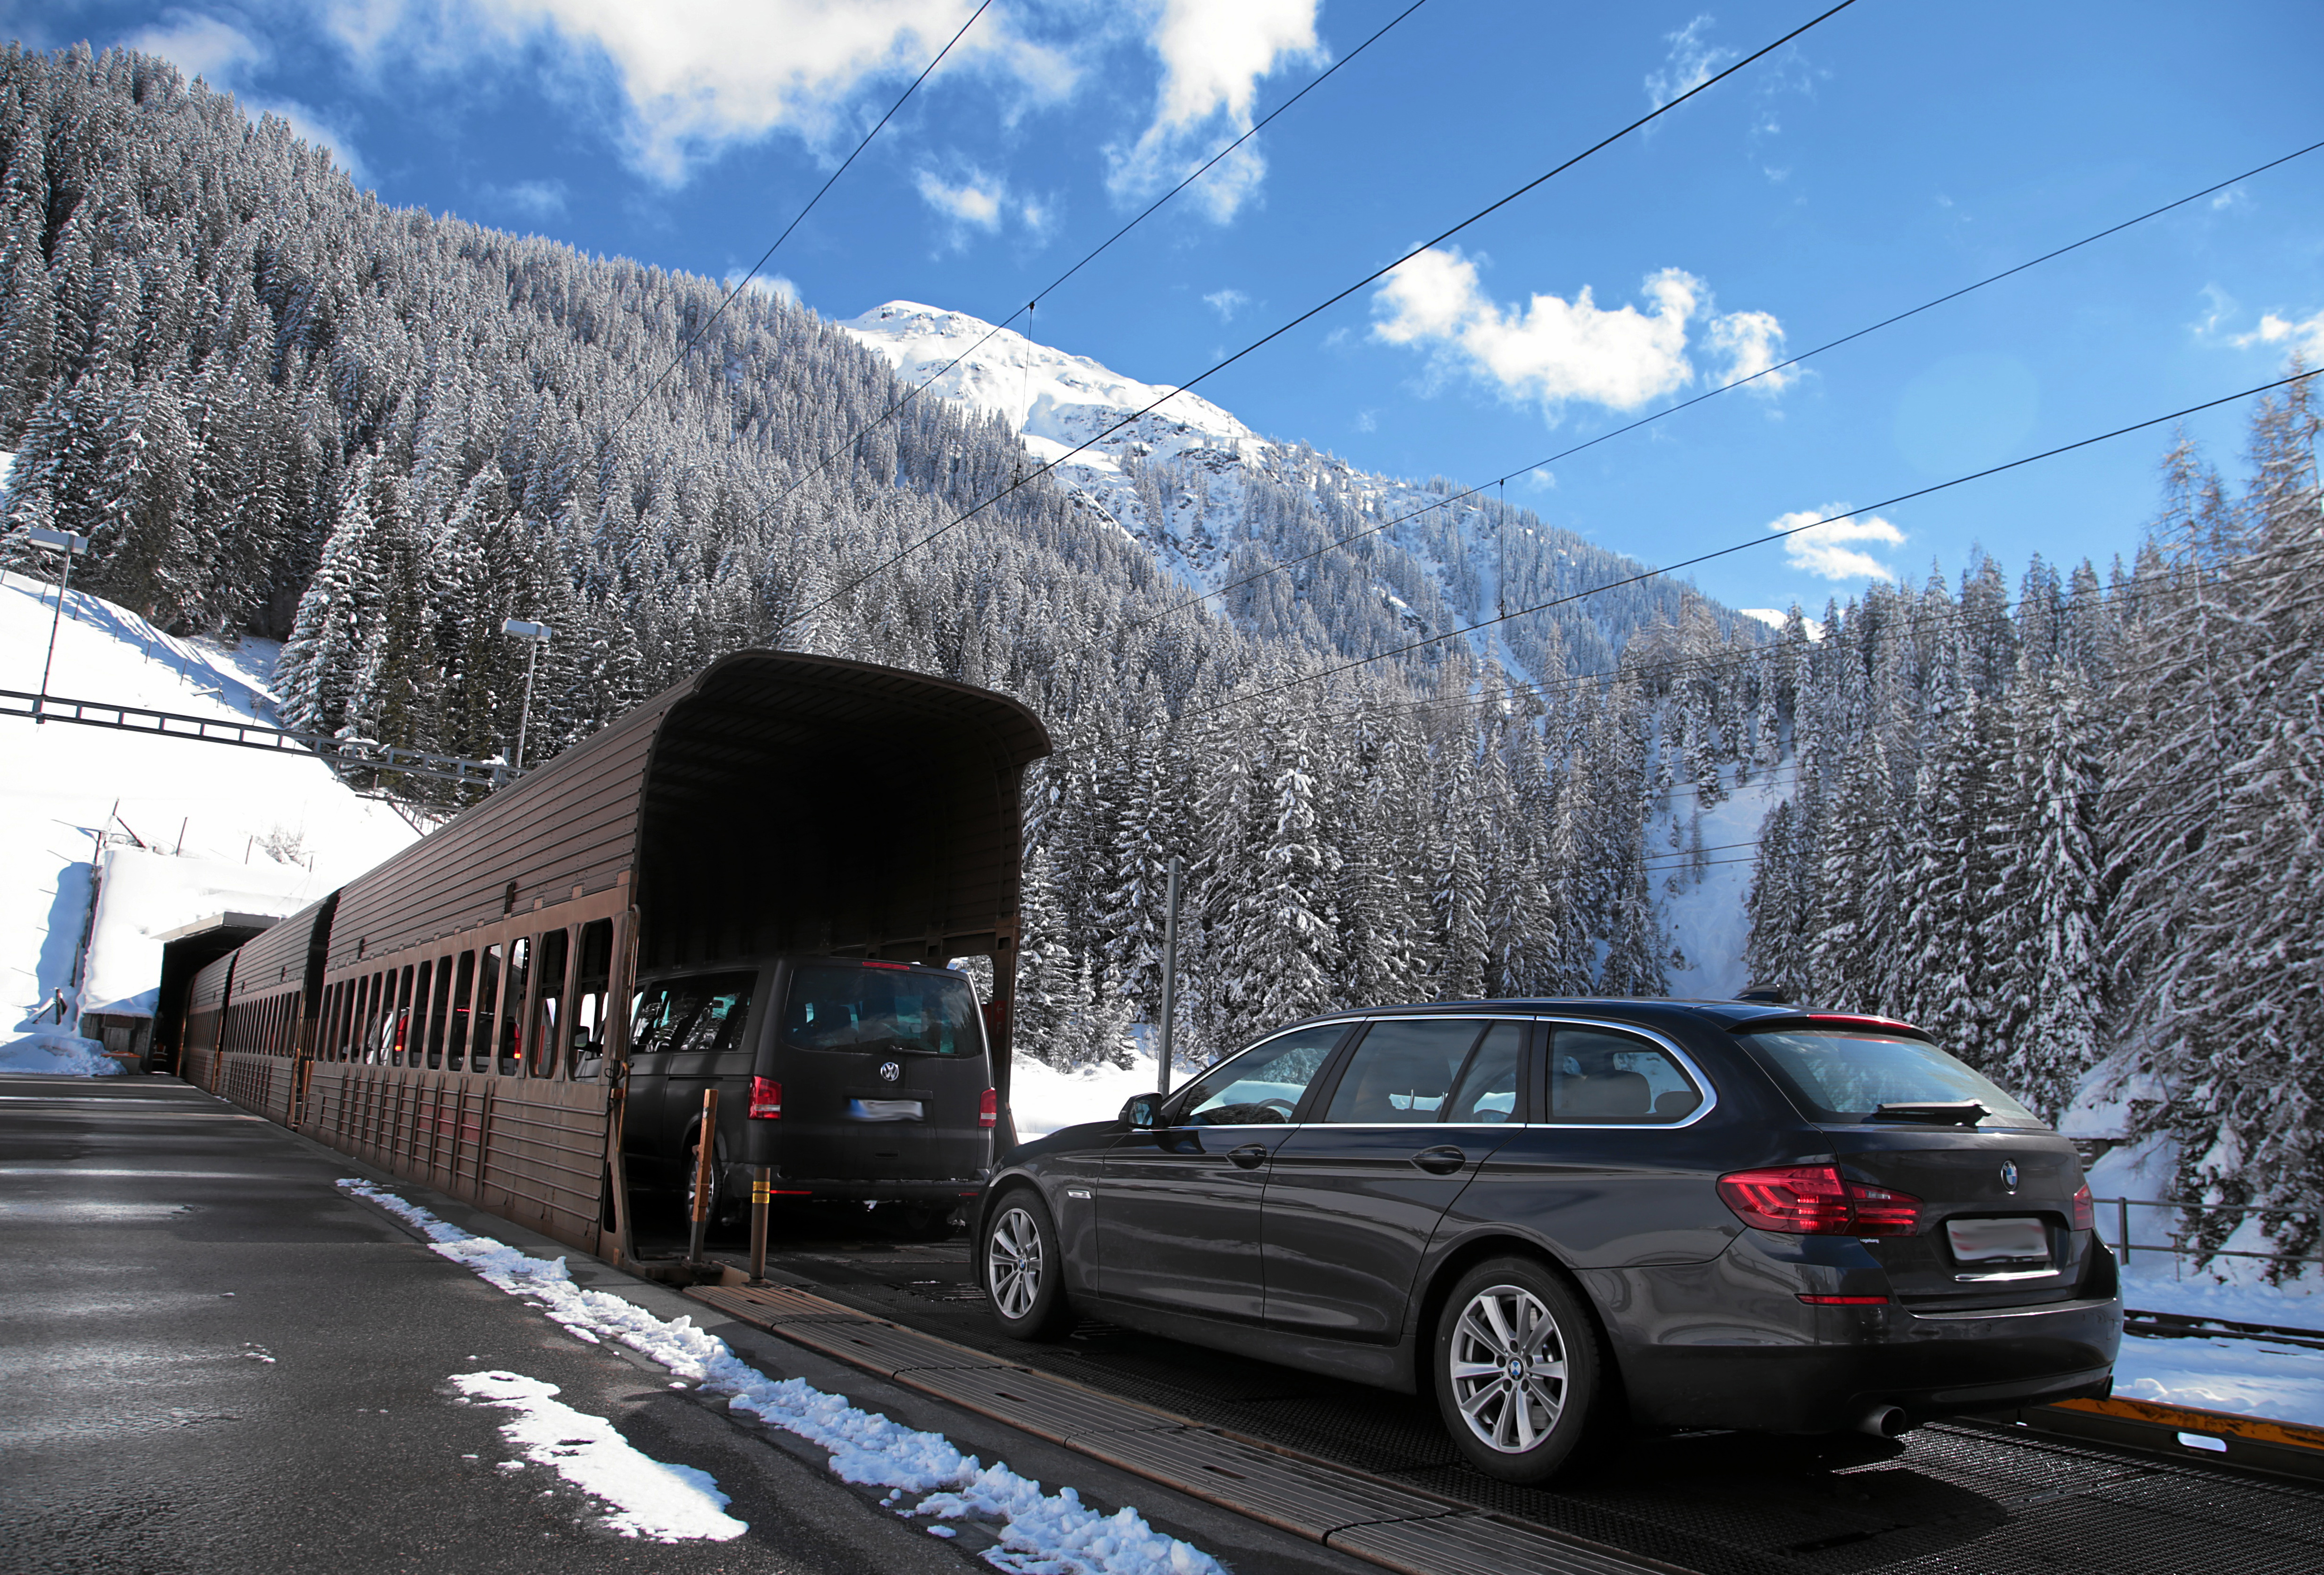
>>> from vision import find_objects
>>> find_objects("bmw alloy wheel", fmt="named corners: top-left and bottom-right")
top-left (987, 1205), bottom-right (1045, 1321)
top-left (1446, 1283), bottom-right (1568, 1453)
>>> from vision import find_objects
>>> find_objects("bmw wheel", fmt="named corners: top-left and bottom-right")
top-left (1432, 1256), bottom-right (1608, 1482)
top-left (983, 1191), bottom-right (1071, 1339)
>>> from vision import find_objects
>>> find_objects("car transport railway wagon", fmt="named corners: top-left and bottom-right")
top-left (179, 651), bottom-right (1051, 1262)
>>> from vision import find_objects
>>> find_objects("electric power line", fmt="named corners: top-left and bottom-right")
top-left (1170, 369), bottom-right (2324, 727)
top-left (620, 0), bottom-right (995, 425)
top-left (786, 0), bottom-right (1866, 629)
top-left (1123, 136), bottom-right (2324, 635)
top-left (758, 0), bottom-right (1438, 514)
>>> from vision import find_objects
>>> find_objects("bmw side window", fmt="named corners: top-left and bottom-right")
top-left (1445, 1022), bottom-right (1525, 1123)
top-left (1322, 1019), bottom-right (1485, 1124)
top-left (1177, 1026), bottom-right (1344, 1126)
top-left (1548, 1027), bottom-right (1703, 1123)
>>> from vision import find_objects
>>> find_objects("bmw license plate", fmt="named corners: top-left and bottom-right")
top-left (1946, 1216), bottom-right (2050, 1265)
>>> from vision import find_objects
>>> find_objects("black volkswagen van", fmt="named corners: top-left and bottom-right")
top-left (625, 955), bottom-right (995, 1235)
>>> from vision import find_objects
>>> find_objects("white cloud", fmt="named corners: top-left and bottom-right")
top-left (1703, 308), bottom-right (1797, 393)
top-left (127, 10), bottom-right (371, 180)
top-left (1770, 507), bottom-right (1905, 582)
top-left (2194, 283), bottom-right (2238, 337)
top-left (915, 167), bottom-right (1006, 231)
top-left (1369, 247), bottom-right (1791, 416)
top-left (1203, 288), bottom-right (1249, 322)
top-left (722, 269), bottom-right (798, 304)
top-left (1353, 407), bottom-right (1376, 432)
top-left (2210, 186), bottom-right (2251, 213)
top-left (486, 178), bottom-right (569, 220)
top-left (1106, 0), bottom-right (1323, 221)
top-left (321, 0), bottom-right (1075, 184)
top-left (2232, 308), bottom-right (2324, 366)
top-left (1645, 14), bottom-right (1737, 110)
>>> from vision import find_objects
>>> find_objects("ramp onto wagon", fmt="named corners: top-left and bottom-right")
top-left (186, 651), bottom-right (1050, 1263)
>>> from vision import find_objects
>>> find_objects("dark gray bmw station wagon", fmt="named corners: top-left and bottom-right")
top-left (977, 999), bottom-right (2121, 1482)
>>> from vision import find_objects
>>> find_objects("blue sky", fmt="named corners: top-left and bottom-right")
top-left (13, 0), bottom-right (2324, 615)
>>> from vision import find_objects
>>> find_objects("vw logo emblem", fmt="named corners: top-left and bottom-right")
top-left (880, 1060), bottom-right (902, 1083)
top-left (2000, 1160), bottom-right (2020, 1191)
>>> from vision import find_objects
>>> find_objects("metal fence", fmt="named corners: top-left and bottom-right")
top-left (2098, 1196), bottom-right (2324, 1269)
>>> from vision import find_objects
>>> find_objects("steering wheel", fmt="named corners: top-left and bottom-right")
top-left (1255, 1097), bottom-right (1298, 1120)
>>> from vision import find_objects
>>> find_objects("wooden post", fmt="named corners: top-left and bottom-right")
top-left (687, 1085), bottom-right (718, 1265)
top-left (749, 1166), bottom-right (770, 1282)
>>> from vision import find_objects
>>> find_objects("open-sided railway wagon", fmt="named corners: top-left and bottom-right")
top-left (180, 651), bottom-right (1051, 1262)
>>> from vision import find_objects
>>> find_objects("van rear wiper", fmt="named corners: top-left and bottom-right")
top-left (1872, 1100), bottom-right (1989, 1126)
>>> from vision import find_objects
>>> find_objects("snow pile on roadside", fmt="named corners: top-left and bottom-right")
top-left (0, 1030), bottom-right (125, 1076)
top-left (1011, 1051), bottom-right (1169, 1140)
top-left (452, 1370), bottom-right (747, 1542)
top-left (340, 1179), bottom-right (1225, 1575)
top-left (2114, 1336), bottom-right (2324, 1429)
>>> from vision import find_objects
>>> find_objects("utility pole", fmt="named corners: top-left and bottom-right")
top-left (500, 618), bottom-right (553, 773)
top-left (1156, 855), bottom-right (1182, 1095)
top-left (29, 526), bottom-right (91, 723)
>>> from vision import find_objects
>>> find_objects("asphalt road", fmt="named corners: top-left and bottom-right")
top-left (0, 1071), bottom-right (1373, 1575)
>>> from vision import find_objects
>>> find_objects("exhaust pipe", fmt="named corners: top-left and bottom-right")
top-left (1856, 1403), bottom-right (1910, 1440)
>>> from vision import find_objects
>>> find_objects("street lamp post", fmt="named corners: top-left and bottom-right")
top-left (28, 525), bottom-right (92, 724)
top-left (499, 618), bottom-right (553, 773)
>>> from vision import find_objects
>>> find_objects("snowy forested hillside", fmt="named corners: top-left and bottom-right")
top-left (1740, 388), bottom-right (2324, 1259)
top-left (0, 44), bottom-right (1775, 1064)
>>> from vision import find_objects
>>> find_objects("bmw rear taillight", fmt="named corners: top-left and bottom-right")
top-left (747, 1077), bottom-right (782, 1121)
top-left (1718, 1165), bottom-right (1922, 1237)
top-left (2070, 1182), bottom-right (2095, 1233)
top-left (979, 1088), bottom-right (997, 1129)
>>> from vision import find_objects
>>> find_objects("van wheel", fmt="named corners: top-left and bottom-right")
top-left (1432, 1256), bottom-right (1610, 1483)
top-left (983, 1190), bottom-right (1071, 1340)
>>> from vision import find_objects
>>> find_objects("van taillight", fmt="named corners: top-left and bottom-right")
top-left (979, 1088), bottom-right (997, 1128)
top-left (1717, 1165), bottom-right (1921, 1237)
top-left (748, 1077), bottom-right (782, 1120)
top-left (2071, 1182), bottom-right (2095, 1232)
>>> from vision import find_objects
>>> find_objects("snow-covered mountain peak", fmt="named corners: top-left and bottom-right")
top-left (841, 301), bottom-right (1255, 470)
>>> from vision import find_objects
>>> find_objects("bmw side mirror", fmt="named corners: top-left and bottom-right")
top-left (1120, 1093), bottom-right (1162, 1129)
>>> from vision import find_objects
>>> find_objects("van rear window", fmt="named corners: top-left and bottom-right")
top-left (1741, 1030), bottom-right (2043, 1128)
top-left (631, 973), bottom-right (755, 1059)
top-left (785, 965), bottom-right (980, 1058)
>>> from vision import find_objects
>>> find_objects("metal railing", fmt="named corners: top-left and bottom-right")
top-left (0, 686), bottom-right (517, 792)
top-left (2098, 1196), bottom-right (2324, 1268)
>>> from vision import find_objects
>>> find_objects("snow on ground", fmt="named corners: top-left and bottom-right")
top-left (79, 845), bottom-right (322, 1016)
top-left (452, 1370), bottom-right (748, 1542)
top-left (0, 570), bottom-right (418, 1033)
top-left (2114, 1335), bottom-right (2324, 1429)
top-left (339, 1178), bottom-right (1226, 1575)
top-left (1657, 763), bottom-right (1786, 1000)
top-left (1012, 1048), bottom-right (1178, 1141)
top-left (0, 1029), bottom-right (126, 1076)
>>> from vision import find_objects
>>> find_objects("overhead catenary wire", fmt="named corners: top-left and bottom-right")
top-left (761, 0), bottom-right (1438, 513)
top-left (620, 0), bottom-right (996, 425)
top-left (786, 0), bottom-right (1867, 630)
top-left (1123, 135), bottom-right (2324, 635)
top-left (1166, 369), bottom-right (2324, 728)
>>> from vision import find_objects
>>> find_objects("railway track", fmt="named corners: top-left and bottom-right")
top-left (652, 1213), bottom-right (2324, 1575)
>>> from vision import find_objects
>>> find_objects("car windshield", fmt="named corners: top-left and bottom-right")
top-left (1742, 1030), bottom-right (2043, 1127)
top-left (784, 964), bottom-right (980, 1058)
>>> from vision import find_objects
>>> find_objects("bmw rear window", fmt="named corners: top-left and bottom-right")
top-left (784, 964), bottom-right (981, 1058)
top-left (1739, 1031), bottom-right (2044, 1128)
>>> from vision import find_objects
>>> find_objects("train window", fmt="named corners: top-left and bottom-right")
top-left (500, 938), bottom-right (530, 1076)
top-left (569, 919), bottom-right (613, 1080)
top-left (425, 959), bottom-right (452, 1068)
top-left (471, 945), bottom-right (501, 1075)
top-left (336, 981), bottom-right (355, 1061)
top-left (529, 930), bottom-right (568, 1079)
top-left (447, 952), bottom-right (477, 1070)
top-left (394, 965), bottom-right (414, 1063)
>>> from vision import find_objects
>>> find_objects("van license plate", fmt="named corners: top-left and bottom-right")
top-left (1946, 1217), bottom-right (2049, 1264)
top-left (847, 1098), bottom-right (924, 1122)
